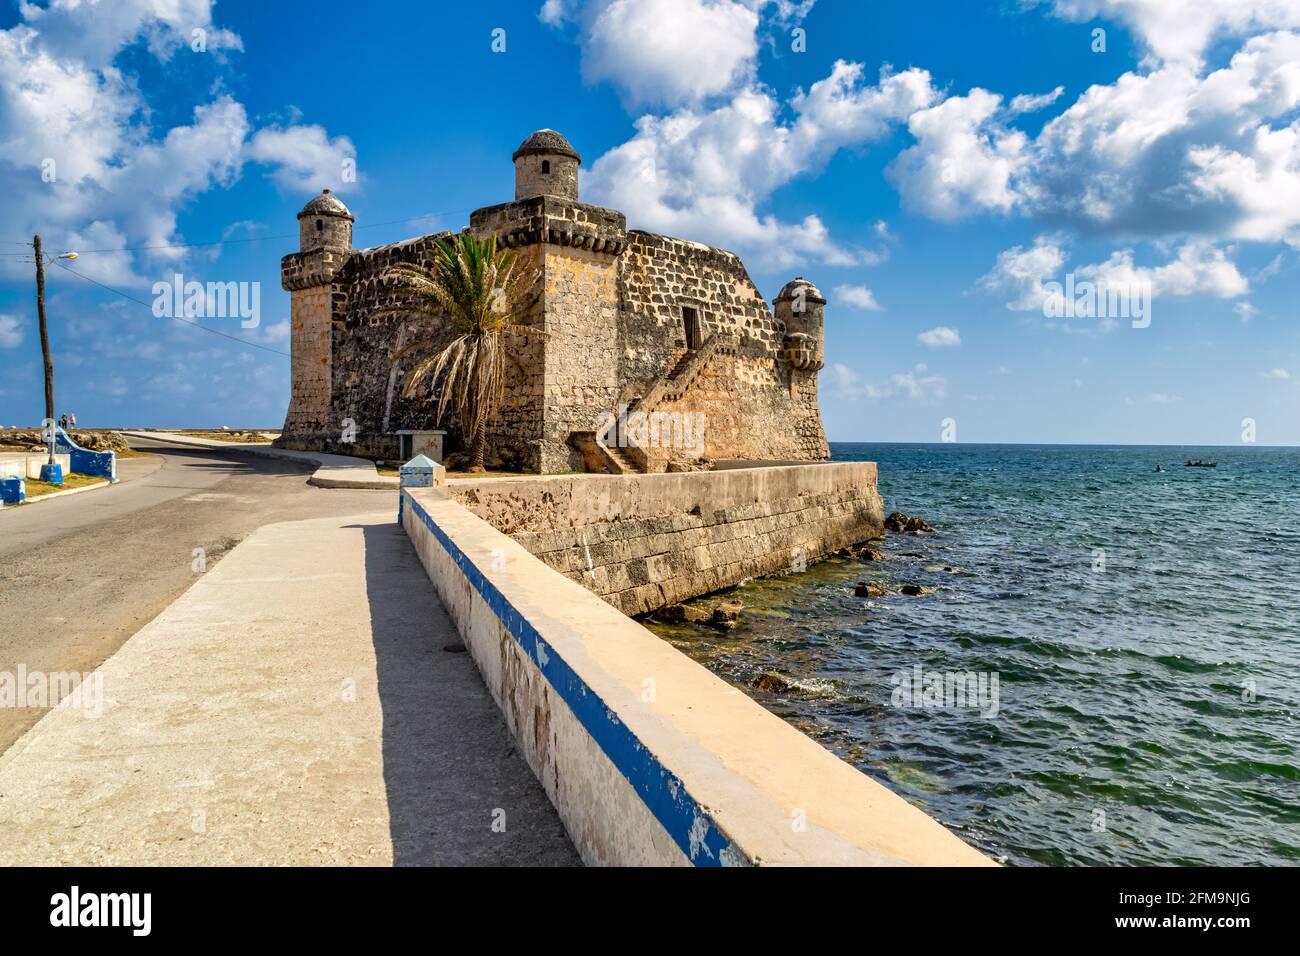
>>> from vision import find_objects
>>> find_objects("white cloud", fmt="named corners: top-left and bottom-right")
top-left (247, 125), bottom-right (358, 193)
top-left (0, 315), bottom-right (23, 348)
top-left (1044, 0), bottom-right (1300, 66)
top-left (546, 0), bottom-right (816, 108)
top-left (834, 284), bottom-right (882, 311)
top-left (979, 235), bottom-right (1249, 318)
top-left (889, 30), bottom-right (1300, 249)
top-left (978, 235), bottom-right (1069, 311)
top-left (539, 0), bottom-right (574, 27)
top-left (828, 361), bottom-right (947, 402)
top-left (17, 0), bottom-right (242, 68)
top-left (583, 0), bottom-right (760, 108)
top-left (1008, 86), bottom-right (1064, 114)
top-left (250, 320), bottom-right (291, 345)
top-left (887, 89), bottom-right (1032, 220)
top-left (1236, 302), bottom-right (1258, 322)
top-left (917, 326), bottom-right (961, 347)
top-left (0, 4), bottom-right (354, 285)
top-left (1262, 367), bottom-right (1291, 379)
top-left (588, 61), bottom-right (938, 267)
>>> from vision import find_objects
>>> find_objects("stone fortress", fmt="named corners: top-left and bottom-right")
top-left (276, 129), bottom-right (831, 474)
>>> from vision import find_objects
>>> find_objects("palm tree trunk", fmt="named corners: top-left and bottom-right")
top-left (470, 416), bottom-right (487, 473)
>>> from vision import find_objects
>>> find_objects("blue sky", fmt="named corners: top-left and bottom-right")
top-left (1, 0), bottom-right (1297, 444)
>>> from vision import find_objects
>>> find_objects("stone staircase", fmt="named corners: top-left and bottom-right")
top-left (600, 444), bottom-right (641, 475)
top-left (596, 333), bottom-right (736, 474)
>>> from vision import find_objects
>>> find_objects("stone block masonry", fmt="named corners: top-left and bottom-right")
top-left (448, 463), bottom-right (883, 616)
top-left (275, 130), bottom-right (832, 472)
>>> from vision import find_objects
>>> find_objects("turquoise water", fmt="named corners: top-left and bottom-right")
top-left (648, 443), bottom-right (1300, 866)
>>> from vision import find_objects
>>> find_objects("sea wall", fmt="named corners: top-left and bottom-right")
top-left (447, 463), bottom-right (883, 615)
top-left (400, 484), bottom-right (991, 866)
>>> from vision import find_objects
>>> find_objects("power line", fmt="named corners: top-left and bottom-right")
top-left (55, 262), bottom-right (291, 358)
top-left (13, 208), bottom-right (472, 257)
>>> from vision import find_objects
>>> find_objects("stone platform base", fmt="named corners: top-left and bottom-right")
top-left (448, 462), bottom-right (883, 616)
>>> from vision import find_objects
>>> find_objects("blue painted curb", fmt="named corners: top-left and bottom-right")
top-left (403, 490), bottom-right (739, 866)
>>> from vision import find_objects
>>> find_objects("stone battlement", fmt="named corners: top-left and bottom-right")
top-left (276, 129), bottom-right (830, 471)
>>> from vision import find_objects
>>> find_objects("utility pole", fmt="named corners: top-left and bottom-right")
top-left (34, 234), bottom-right (55, 463)
top-left (34, 234), bottom-right (54, 419)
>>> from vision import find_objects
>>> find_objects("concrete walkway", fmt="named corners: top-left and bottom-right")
top-left (119, 431), bottom-right (399, 489)
top-left (0, 511), bottom-right (577, 866)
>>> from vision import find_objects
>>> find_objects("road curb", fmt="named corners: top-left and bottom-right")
top-left (120, 431), bottom-right (398, 490)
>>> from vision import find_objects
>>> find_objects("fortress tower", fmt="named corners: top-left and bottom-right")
top-left (512, 128), bottom-right (581, 201)
top-left (277, 189), bottom-right (353, 449)
top-left (774, 277), bottom-right (826, 373)
top-left (275, 131), bottom-right (828, 469)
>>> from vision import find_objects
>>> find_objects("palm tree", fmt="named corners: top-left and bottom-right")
top-left (376, 232), bottom-right (538, 472)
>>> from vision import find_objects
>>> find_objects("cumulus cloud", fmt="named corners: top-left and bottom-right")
top-left (543, 0), bottom-right (815, 107)
top-left (978, 234), bottom-right (1250, 320)
top-left (977, 235), bottom-right (1069, 311)
top-left (887, 89), bottom-right (1032, 220)
top-left (890, 30), bottom-right (1300, 248)
top-left (0, 3), bottom-right (354, 285)
top-left (834, 284), bottom-right (883, 310)
top-left (828, 362), bottom-right (947, 402)
top-left (247, 125), bottom-right (358, 193)
top-left (588, 61), bottom-right (938, 267)
top-left (1042, 0), bottom-right (1300, 66)
top-left (17, 0), bottom-right (242, 68)
top-left (917, 326), bottom-right (961, 347)
top-left (584, 0), bottom-right (761, 108)
top-left (0, 315), bottom-right (24, 349)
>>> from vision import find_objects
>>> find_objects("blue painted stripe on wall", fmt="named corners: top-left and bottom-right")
top-left (405, 491), bottom-right (737, 867)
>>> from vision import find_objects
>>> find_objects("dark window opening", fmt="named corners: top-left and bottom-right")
top-left (683, 306), bottom-right (702, 350)
top-left (315, 219), bottom-right (323, 232)
top-left (541, 160), bottom-right (551, 174)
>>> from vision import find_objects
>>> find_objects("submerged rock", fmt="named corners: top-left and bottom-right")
top-left (752, 671), bottom-right (793, 693)
top-left (655, 603), bottom-right (712, 625)
top-left (885, 511), bottom-right (936, 534)
top-left (710, 601), bottom-right (743, 631)
top-left (858, 548), bottom-right (887, 562)
top-left (854, 581), bottom-right (888, 598)
top-left (899, 583), bottom-right (929, 596)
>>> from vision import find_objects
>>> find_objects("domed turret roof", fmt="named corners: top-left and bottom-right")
top-left (512, 129), bottom-right (581, 164)
top-left (775, 276), bottom-right (825, 303)
top-left (297, 189), bottom-right (354, 220)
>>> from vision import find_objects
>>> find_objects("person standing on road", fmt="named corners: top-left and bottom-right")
top-left (59, 414), bottom-right (68, 431)
top-left (69, 412), bottom-right (77, 431)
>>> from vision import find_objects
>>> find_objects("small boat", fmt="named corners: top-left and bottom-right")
top-left (1184, 460), bottom-right (1217, 468)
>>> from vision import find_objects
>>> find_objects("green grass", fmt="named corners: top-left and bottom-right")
top-left (21, 473), bottom-right (109, 500)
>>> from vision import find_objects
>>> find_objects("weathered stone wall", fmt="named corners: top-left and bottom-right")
top-left (539, 245), bottom-right (621, 472)
top-left (448, 463), bottom-right (883, 615)
top-left (329, 236), bottom-right (454, 458)
top-left (280, 285), bottom-right (334, 445)
top-left (514, 153), bottom-right (579, 201)
top-left (471, 197), bottom-right (627, 472)
top-left (279, 193), bottom-right (829, 469)
top-left (615, 231), bottom-right (828, 464)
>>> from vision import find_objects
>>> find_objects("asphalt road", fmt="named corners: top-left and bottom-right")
top-left (0, 438), bottom-right (392, 753)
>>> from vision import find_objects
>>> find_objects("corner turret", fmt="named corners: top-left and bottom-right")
top-left (297, 189), bottom-right (354, 252)
top-left (774, 277), bottom-right (825, 372)
top-left (513, 129), bottom-right (581, 201)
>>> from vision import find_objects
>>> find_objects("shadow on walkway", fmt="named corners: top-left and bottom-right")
top-left (357, 521), bottom-right (579, 866)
